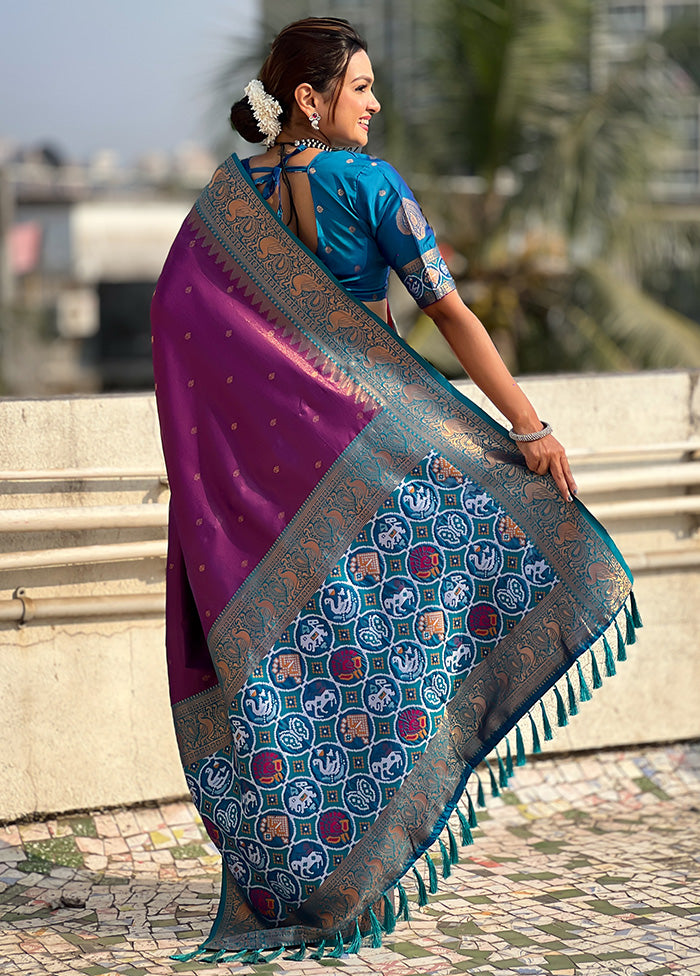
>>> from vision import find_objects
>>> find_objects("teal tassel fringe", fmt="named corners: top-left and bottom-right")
top-left (311, 939), bottom-right (327, 960)
top-left (368, 907), bottom-right (383, 949)
top-left (603, 635), bottom-right (617, 677)
top-left (467, 790), bottom-right (478, 827)
top-left (413, 865), bottom-right (428, 906)
top-left (397, 881), bottom-right (410, 921)
top-left (247, 951), bottom-right (262, 964)
top-left (515, 724), bottom-right (526, 766)
top-left (446, 823), bottom-right (459, 864)
top-left (566, 671), bottom-right (579, 716)
top-left (615, 620), bottom-right (627, 662)
top-left (170, 949), bottom-right (201, 962)
top-left (425, 851), bottom-right (438, 893)
top-left (485, 760), bottom-right (500, 797)
top-left (383, 892), bottom-right (396, 934)
top-left (529, 712), bottom-right (542, 753)
top-left (438, 837), bottom-right (451, 878)
top-left (496, 749), bottom-right (509, 788)
top-left (265, 946), bottom-right (285, 962)
top-left (505, 738), bottom-right (514, 778)
top-left (539, 699), bottom-right (553, 740)
top-left (287, 942), bottom-right (306, 961)
top-left (476, 773), bottom-right (486, 808)
top-left (328, 931), bottom-right (345, 958)
top-left (624, 604), bottom-right (636, 645)
top-left (347, 921), bottom-right (362, 955)
top-left (589, 646), bottom-right (603, 689)
top-left (553, 685), bottom-right (569, 727)
top-left (577, 659), bottom-right (592, 702)
top-left (630, 591), bottom-right (643, 627)
top-left (456, 805), bottom-right (473, 845)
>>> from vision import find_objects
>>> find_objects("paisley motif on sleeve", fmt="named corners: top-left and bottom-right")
top-left (396, 198), bottom-right (428, 240)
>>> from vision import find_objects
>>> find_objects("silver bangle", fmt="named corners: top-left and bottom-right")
top-left (508, 421), bottom-right (552, 443)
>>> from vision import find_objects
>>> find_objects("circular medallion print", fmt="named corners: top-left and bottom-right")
top-left (289, 841), bottom-right (328, 881)
top-left (523, 548), bottom-right (556, 587)
top-left (369, 741), bottom-right (407, 782)
top-left (381, 578), bottom-right (418, 617)
top-left (343, 775), bottom-right (381, 815)
top-left (213, 797), bottom-right (242, 836)
top-left (462, 481), bottom-right (498, 518)
top-left (249, 886), bottom-right (282, 921)
top-left (185, 773), bottom-right (200, 808)
top-left (329, 646), bottom-right (366, 683)
top-left (439, 572), bottom-right (474, 610)
top-left (434, 511), bottom-right (472, 549)
top-left (318, 809), bottom-right (354, 847)
top-left (251, 750), bottom-right (286, 788)
top-left (239, 780), bottom-right (262, 817)
top-left (241, 683), bottom-right (280, 726)
top-left (466, 540), bottom-right (503, 579)
top-left (416, 607), bottom-right (446, 646)
top-left (356, 612), bottom-right (393, 650)
top-left (397, 707), bottom-right (430, 744)
top-left (428, 455), bottom-right (464, 489)
top-left (494, 574), bottom-right (530, 613)
top-left (337, 710), bottom-right (373, 749)
top-left (320, 582), bottom-right (360, 623)
top-left (257, 812), bottom-right (293, 848)
top-left (224, 850), bottom-right (250, 887)
top-left (364, 675), bottom-right (400, 715)
top-left (302, 679), bottom-right (341, 721)
top-left (408, 544), bottom-right (443, 582)
top-left (388, 641), bottom-right (426, 682)
top-left (269, 649), bottom-right (305, 689)
top-left (199, 757), bottom-right (234, 797)
top-left (372, 513), bottom-right (410, 552)
top-left (423, 671), bottom-right (450, 709)
top-left (496, 514), bottom-right (528, 549)
top-left (238, 838), bottom-right (269, 872)
top-left (268, 869), bottom-right (301, 906)
top-left (399, 481), bottom-right (439, 520)
top-left (310, 744), bottom-right (348, 784)
top-left (283, 778), bottom-right (322, 818)
top-left (444, 634), bottom-right (477, 674)
top-left (276, 714), bottom-right (314, 755)
top-left (467, 603), bottom-right (502, 641)
top-left (347, 548), bottom-right (383, 586)
top-left (295, 616), bottom-right (333, 655)
top-left (228, 717), bottom-right (254, 756)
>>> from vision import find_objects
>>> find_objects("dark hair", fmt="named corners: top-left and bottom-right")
top-left (230, 17), bottom-right (367, 143)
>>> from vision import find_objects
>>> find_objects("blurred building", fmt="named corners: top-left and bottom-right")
top-left (0, 146), bottom-right (216, 396)
top-left (595, 0), bottom-right (700, 200)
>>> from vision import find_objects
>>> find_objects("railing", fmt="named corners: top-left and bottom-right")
top-left (0, 439), bottom-right (697, 623)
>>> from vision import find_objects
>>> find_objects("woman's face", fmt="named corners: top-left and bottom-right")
top-left (319, 49), bottom-right (381, 148)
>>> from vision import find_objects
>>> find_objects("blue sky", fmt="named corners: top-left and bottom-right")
top-left (0, 0), bottom-right (258, 163)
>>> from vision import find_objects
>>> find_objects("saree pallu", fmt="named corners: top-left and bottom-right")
top-left (151, 154), bottom-right (637, 962)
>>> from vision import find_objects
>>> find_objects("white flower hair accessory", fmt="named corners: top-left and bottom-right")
top-left (244, 79), bottom-right (282, 147)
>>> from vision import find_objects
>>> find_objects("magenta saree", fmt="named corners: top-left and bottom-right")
top-left (151, 154), bottom-right (637, 962)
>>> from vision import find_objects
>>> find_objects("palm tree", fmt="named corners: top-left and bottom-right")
top-left (405, 0), bottom-right (700, 375)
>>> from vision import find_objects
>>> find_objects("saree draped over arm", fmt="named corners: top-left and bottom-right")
top-left (151, 152), bottom-right (635, 957)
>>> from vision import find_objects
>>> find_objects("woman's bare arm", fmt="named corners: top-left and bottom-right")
top-left (424, 289), bottom-right (577, 501)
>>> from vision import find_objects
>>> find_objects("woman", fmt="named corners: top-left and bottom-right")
top-left (152, 17), bottom-right (637, 963)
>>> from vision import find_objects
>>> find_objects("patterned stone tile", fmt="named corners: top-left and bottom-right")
top-left (0, 743), bottom-right (699, 974)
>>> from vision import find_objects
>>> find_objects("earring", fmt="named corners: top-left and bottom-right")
top-left (309, 112), bottom-right (321, 130)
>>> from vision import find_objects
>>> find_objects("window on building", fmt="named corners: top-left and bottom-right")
top-left (606, 3), bottom-right (647, 35)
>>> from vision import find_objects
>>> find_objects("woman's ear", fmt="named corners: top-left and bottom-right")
top-left (294, 83), bottom-right (318, 117)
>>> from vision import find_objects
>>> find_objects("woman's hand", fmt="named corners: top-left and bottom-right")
top-left (424, 291), bottom-right (578, 502)
top-left (515, 433), bottom-right (577, 502)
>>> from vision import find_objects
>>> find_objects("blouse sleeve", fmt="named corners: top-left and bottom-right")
top-left (356, 159), bottom-right (456, 308)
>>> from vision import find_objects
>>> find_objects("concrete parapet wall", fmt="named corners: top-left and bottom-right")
top-left (0, 372), bottom-right (698, 821)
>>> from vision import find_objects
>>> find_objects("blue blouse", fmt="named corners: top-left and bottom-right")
top-left (242, 149), bottom-right (455, 309)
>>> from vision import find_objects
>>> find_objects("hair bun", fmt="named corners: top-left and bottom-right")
top-left (230, 97), bottom-right (265, 143)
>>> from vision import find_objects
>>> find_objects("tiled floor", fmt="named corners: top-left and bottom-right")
top-left (1, 743), bottom-right (699, 975)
